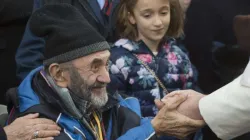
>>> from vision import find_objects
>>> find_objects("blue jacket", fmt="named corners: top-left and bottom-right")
top-left (108, 39), bottom-right (195, 117)
top-left (15, 0), bottom-right (120, 81)
top-left (9, 67), bottom-right (157, 140)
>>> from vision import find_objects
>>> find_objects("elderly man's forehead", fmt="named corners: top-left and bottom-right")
top-left (88, 50), bottom-right (110, 60)
top-left (72, 50), bottom-right (110, 65)
top-left (93, 50), bottom-right (110, 57)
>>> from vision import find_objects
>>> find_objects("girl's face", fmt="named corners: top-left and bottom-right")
top-left (129, 0), bottom-right (170, 43)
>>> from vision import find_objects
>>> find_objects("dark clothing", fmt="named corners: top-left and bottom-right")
top-left (0, 0), bottom-right (33, 104)
top-left (15, 0), bottom-right (119, 81)
top-left (0, 126), bottom-right (7, 140)
top-left (29, 4), bottom-right (110, 66)
top-left (184, 0), bottom-right (250, 93)
top-left (109, 38), bottom-right (195, 117)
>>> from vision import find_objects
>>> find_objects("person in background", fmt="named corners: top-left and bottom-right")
top-left (183, 0), bottom-right (250, 94)
top-left (108, 2), bottom-right (203, 139)
top-left (108, 0), bottom-right (197, 118)
top-left (0, 0), bottom-right (33, 104)
top-left (15, 0), bottom-right (120, 81)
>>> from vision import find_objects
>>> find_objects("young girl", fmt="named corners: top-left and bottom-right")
top-left (108, 0), bottom-right (195, 117)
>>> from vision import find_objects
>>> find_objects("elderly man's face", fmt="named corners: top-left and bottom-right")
top-left (65, 50), bottom-right (111, 108)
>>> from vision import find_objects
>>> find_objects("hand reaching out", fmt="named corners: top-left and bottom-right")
top-left (152, 94), bottom-right (205, 139)
top-left (164, 90), bottom-right (206, 120)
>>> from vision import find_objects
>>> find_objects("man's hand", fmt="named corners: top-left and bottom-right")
top-left (152, 94), bottom-right (205, 139)
top-left (164, 90), bottom-right (206, 120)
top-left (4, 113), bottom-right (61, 140)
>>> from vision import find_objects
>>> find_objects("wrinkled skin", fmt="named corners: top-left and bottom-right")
top-left (164, 90), bottom-right (206, 120)
top-left (152, 94), bottom-right (205, 139)
top-left (4, 113), bottom-right (61, 140)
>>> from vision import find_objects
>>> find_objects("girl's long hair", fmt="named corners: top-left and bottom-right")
top-left (116, 0), bottom-right (184, 41)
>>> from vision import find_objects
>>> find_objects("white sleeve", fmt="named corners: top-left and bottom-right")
top-left (199, 71), bottom-right (250, 139)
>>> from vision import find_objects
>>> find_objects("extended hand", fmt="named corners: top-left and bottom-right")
top-left (164, 90), bottom-right (206, 120)
top-left (152, 94), bottom-right (205, 139)
top-left (4, 113), bottom-right (61, 140)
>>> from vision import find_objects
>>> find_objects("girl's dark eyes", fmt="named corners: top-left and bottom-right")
top-left (142, 11), bottom-right (168, 18)
top-left (143, 14), bottom-right (151, 18)
top-left (161, 12), bottom-right (168, 15)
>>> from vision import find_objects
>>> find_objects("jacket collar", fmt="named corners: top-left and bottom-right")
top-left (114, 38), bottom-right (175, 57)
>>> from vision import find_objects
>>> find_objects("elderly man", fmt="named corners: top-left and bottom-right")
top-left (7, 4), bottom-right (204, 140)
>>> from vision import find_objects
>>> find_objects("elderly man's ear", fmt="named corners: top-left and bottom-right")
top-left (48, 64), bottom-right (69, 88)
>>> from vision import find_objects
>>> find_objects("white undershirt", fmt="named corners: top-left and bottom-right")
top-left (153, 52), bottom-right (158, 55)
top-left (97, 0), bottom-right (105, 9)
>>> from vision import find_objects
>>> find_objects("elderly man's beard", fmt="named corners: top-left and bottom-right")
top-left (67, 68), bottom-right (108, 109)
